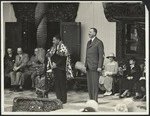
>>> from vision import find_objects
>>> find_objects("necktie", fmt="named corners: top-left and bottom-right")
top-left (90, 40), bottom-right (92, 44)
top-left (19, 55), bottom-right (22, 61)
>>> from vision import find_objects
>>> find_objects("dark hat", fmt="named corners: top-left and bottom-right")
top-left (129, 56), bottom-right (137, 62)
top-left (81, 107), bottom-right (96, 112)
top-left (106, 53), bottom-right (115, 59)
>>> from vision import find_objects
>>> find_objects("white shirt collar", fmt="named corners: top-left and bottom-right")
top-left (19, 54), bottom-right (23, 57)
top-left (8, 54), bottom-right (12, 57)
top-left (91, 37), bottom-right (96, 42)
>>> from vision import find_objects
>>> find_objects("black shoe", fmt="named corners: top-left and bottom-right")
top-left (13, 85), bottom-right (18, 92)
top-left (63, 101), bottom-right (67, 104)
top-left (16, 86), bottom-right (23, 92)
top-left (133, 95), bottom-right (142, 100)
top-left (31, 87), bottom-right (35, 92)
top-left (9, 88), bottom-right (14, 91)
top-left (16, 88), bottom-right (23, 92)
top-left (9, 87), bottom-right (14, 91)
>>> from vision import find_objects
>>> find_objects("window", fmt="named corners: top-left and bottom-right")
top-left (125, 23), bottom-right (145, 56)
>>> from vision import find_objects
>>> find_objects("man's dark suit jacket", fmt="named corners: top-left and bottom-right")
top-left (85, 37), bottom-right (104, 71)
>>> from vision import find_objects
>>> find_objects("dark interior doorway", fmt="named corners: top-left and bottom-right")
top-left (5, 22), bottom-right (37, 57)
top-left (46, 22), bottom-right (60, 50)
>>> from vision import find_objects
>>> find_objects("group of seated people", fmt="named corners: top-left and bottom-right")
top-left (98, 53), bottom-right (146, 101)
top-left (4, 47), bottom-right (45, 92)
top-left (4, 47), bottom-right (146, 101)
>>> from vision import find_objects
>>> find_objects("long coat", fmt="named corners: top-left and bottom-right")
top-left (85, 37), bottom-right (104, 70)
top-left (121, 64), bottom-right (142, 90)
top-left (4, 54), bottom-right (15, 75)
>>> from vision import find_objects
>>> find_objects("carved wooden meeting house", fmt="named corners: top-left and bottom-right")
top-left (2, 2), bottom-right (146, 112)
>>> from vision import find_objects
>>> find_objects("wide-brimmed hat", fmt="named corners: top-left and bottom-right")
top-left (75, 61), bottom-right (86, 73)
top-left (106, 53), bottom-right (115, 59)
top-left (80, 107), bottom-right (96, 112)
top-left (86, 100), bottom-right (99, 112)
top-left (129, 56), bottom-right (137, 62)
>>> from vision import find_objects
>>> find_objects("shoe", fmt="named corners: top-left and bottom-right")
top-left (9, 86), bottom-right (14, 91)
top-left (120, 93), bottom-right (126, 98)
top-left (13, 85), bottom-right (18, 92)
top-left (103, 92), bottom-right (108, 96)
top-left (17, 88), bottom-right (23, 92)
top-left (126, 92), bottom-right (131, 97)
top-left (107, 91), bottom-right (112, 96)
top-left (141, 95), bottom-right (146, 101)
top-left (16, 86), bottom-right (23, 92)
top-left (62, 101), bottom-right (67, 104)
top-left (31, 87), bottom-right (35, 92)
top-left (133, 95), bottom-right (141, 100)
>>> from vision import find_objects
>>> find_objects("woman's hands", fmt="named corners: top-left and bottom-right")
top-left (127, 76), bottom-right (133, 80)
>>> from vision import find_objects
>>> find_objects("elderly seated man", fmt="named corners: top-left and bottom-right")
top-left (4, 48), bottom-right (15, 88)
top-left (10, 47), bottom-right (29, 92)
top-left (22, 48), bottom-right (45, 91)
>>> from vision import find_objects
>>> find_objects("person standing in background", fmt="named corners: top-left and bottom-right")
top-left (85, 28), bottom-right (104, 102)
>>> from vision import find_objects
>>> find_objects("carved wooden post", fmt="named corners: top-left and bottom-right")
top-left (35, 3), bottom-right (48, 48)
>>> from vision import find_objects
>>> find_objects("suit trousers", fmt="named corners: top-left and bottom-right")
top-left (23, 70), bottom-right (37, 88)
top-left (10, 71), bottom-right (22, 86)
top-left (87, 70), bottom-right (100, 102)
top-left (53, 68), bottom-right (67, 103)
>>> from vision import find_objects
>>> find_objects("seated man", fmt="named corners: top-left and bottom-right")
top-left (4, 48), bottom-right (15, 88)
top-left (10, 47), bottom-right (29, 91)
top-left (22, 48), bottom-right (45, 91)
top-left (120, 56), bottom-right (142, 98)
top-left (133, 59), bottom-right (146, 100)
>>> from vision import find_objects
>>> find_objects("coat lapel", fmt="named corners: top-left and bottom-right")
top-left (88, 37), bottom-right (97, 48)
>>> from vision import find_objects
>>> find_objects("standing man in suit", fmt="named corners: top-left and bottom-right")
top-left (10, 47), bottom-right (29, 91)
top-left (85, 28), bottom-right (104, 102)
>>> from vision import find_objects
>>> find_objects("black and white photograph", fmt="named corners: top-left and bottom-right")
top-left (1, 0), bottom-right (149, 115)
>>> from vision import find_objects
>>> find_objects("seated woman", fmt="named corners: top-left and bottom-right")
top-left (133, 59), bottom-right (146, 100)
top-left (99, 53), bottom-right (118, 96)
top-left (120, 56), bottom-right (142, 98)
